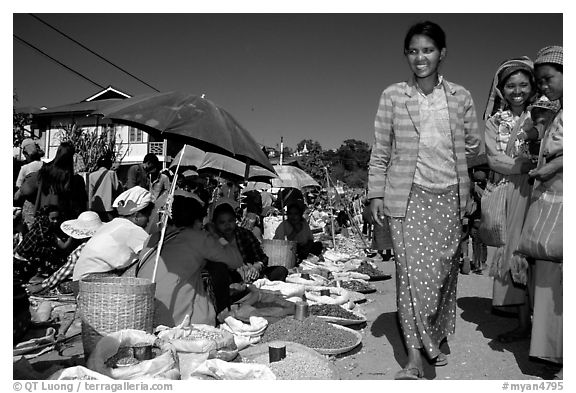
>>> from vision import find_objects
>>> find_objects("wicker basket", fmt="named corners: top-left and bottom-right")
top-left (262, 239), bottom-right (297, 269)
top-left (78, 276), bottom-right (156, 359)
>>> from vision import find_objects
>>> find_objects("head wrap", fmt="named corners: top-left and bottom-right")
top-left (483, 57), bottom-right (535, 120)
top-left (113, 186), bottom-right (152, 216)
top-left (529, 95), bottom-right (561, 113)
top-left (535, 45), bottom-right (563, 66)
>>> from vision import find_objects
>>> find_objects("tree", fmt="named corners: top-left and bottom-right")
top-left (56, 124), bottom-right (128, 173)
top-left (296, 139), bottom-right (322, 154)
top-left (13, 93), bottom-right (32, 147)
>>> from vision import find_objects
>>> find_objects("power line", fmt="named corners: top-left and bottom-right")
top-left (14, 34), bottom-right (105, 89)
top-left (30, 14), bottom-right (161, 93)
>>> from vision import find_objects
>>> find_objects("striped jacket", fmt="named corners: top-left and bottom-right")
top-left (367, 77), bottom-right (481, 218)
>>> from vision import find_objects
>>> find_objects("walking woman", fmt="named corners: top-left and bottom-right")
top-left (368, 21), bottom-right (481, 379)
top-left (483, 58), bottom-right (538, 343)
top-left (529, 46), bottom-right (563, 379)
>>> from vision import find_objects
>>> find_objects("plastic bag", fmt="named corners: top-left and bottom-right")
top-left (156, 315), bottom-right (235, 354)
top-left (86, 329), bottom-right (180, 380)
top-left (221, 316), bottom-right (268, 351)
top-left (48, 366), bottom-right (112, 380)
top-left (252, 278), bottom-right (305, 298)
top-left (189, 358), bottom-right (276, 380)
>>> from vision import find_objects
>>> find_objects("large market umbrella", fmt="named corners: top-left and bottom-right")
top-left (97, 91), bottom-right (274, 172)
top-left (170, 145), bottom-right (277, 182)
top-left (271, 165), bottom-right (320, 189)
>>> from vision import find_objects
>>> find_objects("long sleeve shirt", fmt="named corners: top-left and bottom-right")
top-left (367, 76), bottom-right (480, 218)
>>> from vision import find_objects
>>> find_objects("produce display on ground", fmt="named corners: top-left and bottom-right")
top-left (261, 316), bottom-right (359, 350)
top-left (333, 279), bottom-right (377, 294)
top-left (308, 304), bottom-right (363, 320)
top-left (244, 351), bottom-right (334, 380)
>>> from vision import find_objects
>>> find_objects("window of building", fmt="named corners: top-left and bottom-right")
top-left (129, 127), bottom-right (143, 143)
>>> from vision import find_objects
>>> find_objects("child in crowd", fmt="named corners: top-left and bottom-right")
top-left (469, 169), bottom-right (488, 274)
top-left (14, 205), bottom-right (74, 283)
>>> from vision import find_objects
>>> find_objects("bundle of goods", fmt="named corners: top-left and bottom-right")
top-left (351, 260), bottom-right (391, 281)
top-left (286, 272), bottom-right (329, 287)
top-left (48, 366), bottom-right (112, 380)
top-left (261, 316), bottom-right (361, 355)
top-left (156, 316), bottom-right (238, 361)
top-left (227, 288), bottom-right (296, 323)
top-left (308, 304), bottom-right (366, 326)
top-left (304, 286), bottom-right (350, 306)
top-left (240, 340), bottom-right (335, 379)
top-left (86, 329), bottom-right (180, 380)
top-left (332, 279), bottom-right (377, 294)
top-left (251, 278), bottom-right (305, 301)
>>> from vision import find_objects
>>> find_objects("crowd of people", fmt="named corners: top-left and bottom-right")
top-left (12, 20), bottom-right (562, 381)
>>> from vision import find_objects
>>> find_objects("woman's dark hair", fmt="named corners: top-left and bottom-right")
top-left (535, 63), bottom-right (563, 73)
top-left (143, 153), bottom-right (160, 171)
top-left (38, 141), bottom-right (75, 194)
top-left (404, 21), bottom-right (446, 52)
top-left (212, 202), bottom-right (236, 222)
top-left (286, 201), bottom-right (305, 216)
top-left (96, 153), bottom-right (113, 169)
top-left (170, 195), bottom-right (206, 227)
top-left (497, 68), bottom-right (536, 96)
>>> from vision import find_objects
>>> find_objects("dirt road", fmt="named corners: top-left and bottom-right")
top-left (331, 258), bottom-right (560, 380)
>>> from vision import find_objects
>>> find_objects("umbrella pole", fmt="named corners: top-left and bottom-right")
top-left (152, 145), bottom-right (185, 284)
top-left (324, 167), bottom-right (336, 250)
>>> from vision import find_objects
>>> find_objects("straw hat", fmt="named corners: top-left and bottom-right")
top-left (113, 186), bottom-right (152, 216)
top-left (60, 211), bottom-right (103, 239)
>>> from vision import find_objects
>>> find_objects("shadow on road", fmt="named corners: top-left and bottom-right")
top-left (371, 311), bottom-right (438, 380)
top-left (457, 296), bottom-right (557, 379)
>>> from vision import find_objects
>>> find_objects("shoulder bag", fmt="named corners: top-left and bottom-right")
top-left (478, 112), bottom-right (527, 247)
top-left (516, 110), bottom-right (563, 261)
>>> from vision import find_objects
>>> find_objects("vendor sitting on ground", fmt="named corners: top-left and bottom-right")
top-left (212, 203), bottom-right (288, 283)
top-left (273, 201), bottom-right (323, 260)
top-left (135, 191), bottom-right (244, 327)
top-left (14, 205), bottom-right (75, 284)
top-left (27, 211), bottom-right (103, 294)
top-left (72, 186), bottom-right (152, 281)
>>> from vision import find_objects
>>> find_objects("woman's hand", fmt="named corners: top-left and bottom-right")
top-left (237, 264), bottom-right (261, 283)
top-left (370, 198), bottom-right (385, 226)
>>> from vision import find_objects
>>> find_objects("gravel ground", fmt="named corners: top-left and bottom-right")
top-left (330, 256), bottom-right (561, 380)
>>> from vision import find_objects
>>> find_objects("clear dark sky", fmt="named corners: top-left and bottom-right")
top-left (13, 13), bottom-right (563, 150)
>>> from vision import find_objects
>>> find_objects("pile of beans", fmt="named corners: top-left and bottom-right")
top-left (261, 316), bottom-right (358, 349)
top-left (353, 261), bottom-right (386, 277)
top-left (244, 352), bottom-right (333, 379)
top-left (308, 304), bottom-right (363, 320)
top-left (337, 280), bottom-right (375, 293)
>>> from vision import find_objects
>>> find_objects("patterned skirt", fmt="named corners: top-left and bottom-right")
top-left (388, 184), bottom-right (461, 359)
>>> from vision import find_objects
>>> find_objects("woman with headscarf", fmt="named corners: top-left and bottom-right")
top-left (367, 21), bottom-right (481, 379)
top-left (483, 57), bottom-right (538, 343)
top-left (72, 186), bottom-right (153, 281)
top-left (135, 191), bottom-right (244, 327)
top-left (528, 45), bottom-right (563, 378)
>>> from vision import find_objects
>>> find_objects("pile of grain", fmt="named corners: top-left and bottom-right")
top-left (244, 351), bottom-right (333, 379)
top-left (261, 316), bottom-right (357, 349)
top-left (308, 304), bottom-right (363, 320)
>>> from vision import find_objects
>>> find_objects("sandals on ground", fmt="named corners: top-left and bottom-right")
top-left (394, 367), bottom-right (423, 380)
top-left (433, 353), bottom-right (448, 367)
